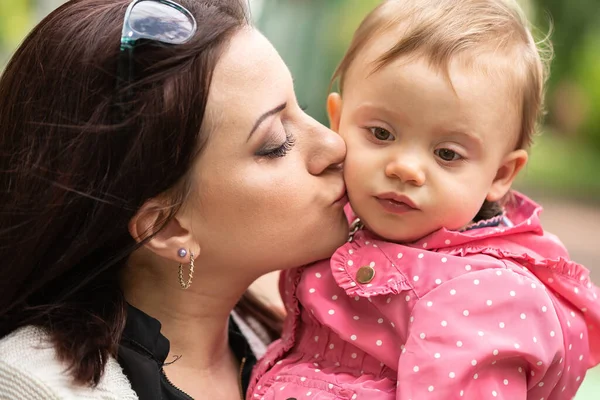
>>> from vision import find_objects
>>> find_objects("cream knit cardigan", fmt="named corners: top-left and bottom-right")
top-left (0, 326), bottom-right (138, 399)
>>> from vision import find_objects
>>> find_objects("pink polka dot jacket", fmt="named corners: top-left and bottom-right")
top-left (248, 192), bottom-right (600, 399)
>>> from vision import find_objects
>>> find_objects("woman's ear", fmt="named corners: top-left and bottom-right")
top-left (327, 92), bottom-right (343, 133)
top-left (128, 200), bottom-right (196, 263)
top-left (486, 149), bottom-right (528, 202)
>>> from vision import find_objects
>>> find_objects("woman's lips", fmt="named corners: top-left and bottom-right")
top-left (333, 190), bottom-right (348, 206)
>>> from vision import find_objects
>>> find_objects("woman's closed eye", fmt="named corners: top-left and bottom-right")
top-left (255, 131), bottom-right (296, 158)
top-left (368, 127), bottom-right (394, 142)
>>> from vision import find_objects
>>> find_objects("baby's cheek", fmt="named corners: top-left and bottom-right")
top-left (443, 190), bottom-right (489, 228)
top-left (342, 160), bottom-right (366, 192)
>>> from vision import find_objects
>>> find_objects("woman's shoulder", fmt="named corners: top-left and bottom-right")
top-left (0, 326), bottom-right (137, 400)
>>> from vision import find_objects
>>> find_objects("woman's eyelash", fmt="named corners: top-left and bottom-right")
top-left (257, 132), bottom-right (296, 159)
top-left (300, 104), bottom-right (308, 111)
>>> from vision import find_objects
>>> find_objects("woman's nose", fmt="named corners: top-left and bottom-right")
top-left (306, 118), bottom-right (346, 176)
top-left (385, 154), bottom-right (426, 186)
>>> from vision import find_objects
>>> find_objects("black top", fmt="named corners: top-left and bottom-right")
top-left (118, 305), bottom-right (257, 400)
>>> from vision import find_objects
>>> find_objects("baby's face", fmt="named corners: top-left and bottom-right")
top-left (329, 51), bottom-right (526, 242)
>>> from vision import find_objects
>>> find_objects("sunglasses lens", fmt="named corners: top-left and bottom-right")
top-left (129, 0), bottom-right (195, 44)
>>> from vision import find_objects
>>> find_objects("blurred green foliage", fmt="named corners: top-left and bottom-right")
top-left (533, 0), bottom-right (600, 89)
top-left (0, 1), bottom-right (32, 60)
top-left (574, 30), bottom-right (600, 151)
top-left (514, 133), bottom-right (600, 201)
top-left (532, 0), bottom-right (600, 151)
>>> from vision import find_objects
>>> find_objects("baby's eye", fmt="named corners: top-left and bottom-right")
top-left (435, 148), bottom-right (462, 162)
top-left (369, 127), bottom-right (394, 141)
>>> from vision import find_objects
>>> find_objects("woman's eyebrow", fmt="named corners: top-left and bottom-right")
top-left (247, 102), bottom-right (287, 141)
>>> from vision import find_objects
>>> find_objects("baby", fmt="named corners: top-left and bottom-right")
top-left (249, 0), bottom-right (600, 398)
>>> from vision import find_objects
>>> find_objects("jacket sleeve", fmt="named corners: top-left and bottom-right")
top-left (396, 268), bottom-right (564, 399)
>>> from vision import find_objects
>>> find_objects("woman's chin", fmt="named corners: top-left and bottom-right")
top-left (312, 218), bottom-right (350, 261)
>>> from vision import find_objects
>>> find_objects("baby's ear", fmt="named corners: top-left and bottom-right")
top-left (486, 149), bottom-right (528, 202)
top-left (327, 92), bottom-right (343, 133)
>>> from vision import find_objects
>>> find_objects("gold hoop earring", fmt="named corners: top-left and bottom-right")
top-left (178, 251), bottom-right (194, 289)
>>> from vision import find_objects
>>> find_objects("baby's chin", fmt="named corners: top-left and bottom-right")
top-left (350, 202), bottom-right (471, 244)
top-left (360, 218), bottom-right (432, 244)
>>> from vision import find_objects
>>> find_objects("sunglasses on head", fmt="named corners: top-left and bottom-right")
top-left (117, 0), bottom-right (197, 97)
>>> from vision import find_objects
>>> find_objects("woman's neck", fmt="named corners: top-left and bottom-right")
top-left (120, 256), bottom-right (252, 371)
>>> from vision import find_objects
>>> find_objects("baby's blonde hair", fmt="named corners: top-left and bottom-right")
top-left (332, 0), bottom-right (552, 150)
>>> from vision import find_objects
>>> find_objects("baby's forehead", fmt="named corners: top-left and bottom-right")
top-left (345, 32), bottom-right (524, 102)
top-left (345, 24), bottom-right (516, 74)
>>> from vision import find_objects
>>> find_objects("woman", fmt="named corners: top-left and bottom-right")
top-left (0, 0), bottom-right (349, 398)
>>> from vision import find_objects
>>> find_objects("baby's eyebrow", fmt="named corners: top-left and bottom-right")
top-left (354, 103), bottom-right (410, 125)
top-left (439, 129), bottom-right (484, 147)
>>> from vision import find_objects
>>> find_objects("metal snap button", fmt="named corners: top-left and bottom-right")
top-left (356, 265), bottom-right (375, 284)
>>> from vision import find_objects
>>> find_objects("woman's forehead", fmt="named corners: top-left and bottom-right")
top-left (206, 28), bottom-right (292, 130)
top-left (213, 29), bottom-right (290, 101)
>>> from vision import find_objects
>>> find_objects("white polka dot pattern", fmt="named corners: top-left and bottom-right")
top-left (247, 196), bottom-right (600, 400)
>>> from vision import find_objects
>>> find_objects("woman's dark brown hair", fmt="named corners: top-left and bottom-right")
top-left (0, 0), bottom-right (281, 386)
